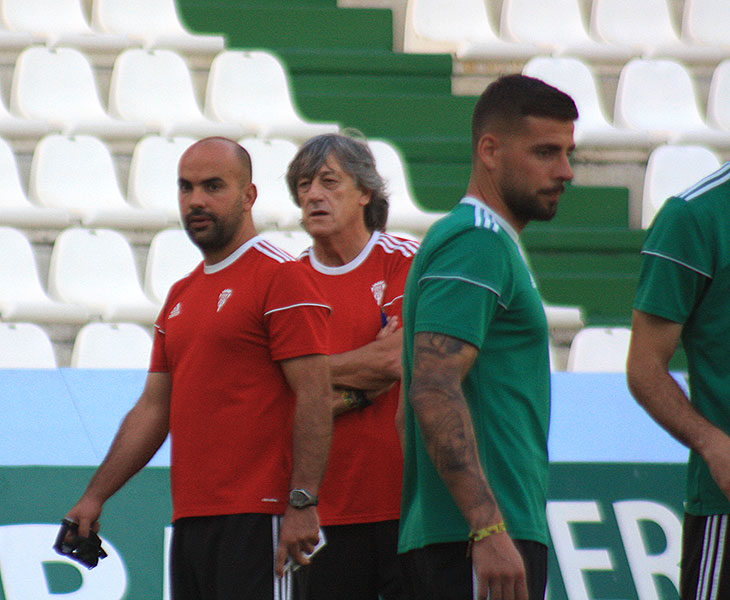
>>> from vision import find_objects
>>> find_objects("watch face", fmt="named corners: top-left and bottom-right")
top-left (289, 489), bottom-right (316, 508)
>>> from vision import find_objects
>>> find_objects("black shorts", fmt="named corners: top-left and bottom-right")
top-left (681, 513), bottom-right (730, 600)
top-left (399, 538), bottom-right (547, 600)
top-left (295, 519), bottom-right (408, 600)
top-left (171, 513), bottom-right (295, 600)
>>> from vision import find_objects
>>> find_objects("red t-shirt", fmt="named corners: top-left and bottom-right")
top-left (150, 236), bottom-right (331, 521)
top-left (300, 231), bottom-right (418, 525)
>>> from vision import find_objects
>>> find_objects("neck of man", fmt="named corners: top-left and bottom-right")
top-left (312, 225), bottom-right (372, 267)
top-left (466, 172), bottom-right (526, 234)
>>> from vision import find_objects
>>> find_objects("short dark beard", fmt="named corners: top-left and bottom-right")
top-left (502, 188), bottom-right (559, 223)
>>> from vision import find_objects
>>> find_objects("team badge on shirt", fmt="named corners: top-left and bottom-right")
top-left (217, 289), bottom-right (233, 312)
top-left (371, 280), bottom-right (386, 307)
top-left (168, 303), bottom-right (182, 319)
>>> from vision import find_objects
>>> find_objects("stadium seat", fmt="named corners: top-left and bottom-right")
top-left (707, 59), bottom-right (730, 132)
top-left (0, 322), bottom-right (57, 368)
top-left (92, 0), bottom-right (225, 56)
top-left (500, 0), bottom-right (634, 62)
top-left (2, 0), bottom-right (130, 55)
top-left (10, 46), bottom-right (145, 141)
top-left (641, 144), bottom-right (721, 228)
top-left (128, 135), bottom-right (197, 224)
top-left (259, 229), bottom-right (312, 259)
top-left (368, 139), bottom-right (445, 234)
top-left (591, 0), bottom-right (725, 63)
top-left (614, 58), bottom-right (730, 148)
top-left (240, 137), bottom-right (302, 230)
top-left (144, 228), bottom-right (202, 304)
top-left (522, 56), bottom-right (653, 149)
top-left (0, 226), bottom-right (89, 323)
top-left (205, 50), bottom-right (339, 141)
top-left (109, 48), bottom-right (246, 138)
top-left (0, 137), bottom-right (69, 229)
top-left (402, 0), bottom-right (538, 60)
top-left (71, 322), bottom-right (153, 368)
top-left (29, 134), bottom-right (168, 229)
top-left (49, 227), bottom-right (161, 323)
top-left (681, 0), bottom-right (730, 53)
top-left (566, 326), bottom-right (632, 372)
top-left (0, 18), bottom-right (33, 51)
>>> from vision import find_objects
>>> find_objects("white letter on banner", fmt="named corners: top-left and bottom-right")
top-left (547, 501), bottom-right (614, 600)
top-left (0, 524), bottom-right (127, 600)
top-left (613, 500), bottom-right (681, 600)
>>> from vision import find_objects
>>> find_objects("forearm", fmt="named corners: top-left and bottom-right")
top-left (330, 330), bottom-right (402, 390)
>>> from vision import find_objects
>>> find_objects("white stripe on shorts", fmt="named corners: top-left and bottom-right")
top-left (272, 515), bottom-right (292, 600)
top-left (697, 514), bottom-right (728, 600)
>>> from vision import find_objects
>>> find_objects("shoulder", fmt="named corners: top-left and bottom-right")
top-left (375, 231), bottom-right (420, 259)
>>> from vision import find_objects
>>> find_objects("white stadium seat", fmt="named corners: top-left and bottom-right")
top-left (128, 135), bottom-right (197, 224)
top-left (0, 226), bottom-right (89, 324)
top-left (500, 0), bottom-right (634, 62)
top-left (368, 139), bottom-right (445, 235)
top-left (29, 134), bottom-right (168, 229)
top-left (10, 46), bottom-right (145, 141)
top-left (109, 48), bottom-right (246, 138)
top-left (591, 0), bottom-right (726, 63)
top-left (567, 327), bottom-right (632, 372)
top-left (144, 228), bottom-right (202, 304)
top-left (0, 137), bottom-right (69, 229)
top-left (2, 0), bottom-right (130, 54)
top-left (49, 227), bottom-right (161, 323)
top-left (0, 322), bottom-right (57, 368)
top-left (240, 137), bottom-right (302, 230)
top-left (614, 58), bottom-right (730, 148)
top-left (403, 0), bottom-right (538, 60)
top-left (707, 59), bottom-right (730, 132)
top-left (681, 0), bottom-right (730, 52)
top-left (641, 144), bottom-right (721, 228)
top-left (92, 0), bottom-right (224, 56)
top-left (71, 322), bottom-right (153, 368)
top-left (522, 56), bottom-right (653, 149)
top-left (206, 50), bottom-right (339, 141)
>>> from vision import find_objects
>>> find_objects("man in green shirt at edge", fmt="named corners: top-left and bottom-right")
top-left (627, 162), bottom-right (730, 599)
top-left (397, 74), bottom-right (577, 600)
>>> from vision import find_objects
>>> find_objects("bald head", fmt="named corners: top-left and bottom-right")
top-left (180, 137), bottom-right (252, 184)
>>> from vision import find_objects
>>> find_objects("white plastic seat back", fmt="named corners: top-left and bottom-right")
top-left (241, 137), bottom-right (302, 230)
top-left (49, 227), bottom-right (160, 323)
top-left (71, 322), bottom-right (153, 368)
top-left (128, 135), bottom-right (197, 223)
top-left (591, 0), bottom-right (679, 51)
top-left (110, 48), bottom-right (243, 138)
top-left (206, 50), bottom-right (338, 141)
top-left (614, 59), bottom-right (707, 137)
top-left (10, 46), bottom-right (144, 139)
top-left (642, 144), bottom-right (721, 228)
top-left (259, 229), bottom-right (312, 259)
top-left (29, 134), bottom-right (166, 229)
top-left (707, 59), bottom-right (730, 131)
top-left (144, 228), bottom-right (202, 304)
top-left (2, 0), bottom-right (129, 50)
top-left (0, 226), bottom-right (88, 323)
top-left (92, 0), bottom-right (224, 53)
top-left (682, 0), bottom-right (730, 47)
top-left (0, 322), bottom-right (57, 368)
top-left (566, 327), bottom-right (632, 372)
top-left (368, 139), bottom-right (444, 234)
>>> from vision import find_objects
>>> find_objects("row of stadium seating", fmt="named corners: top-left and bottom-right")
top-left (0, 318), bottom-right (637, 373)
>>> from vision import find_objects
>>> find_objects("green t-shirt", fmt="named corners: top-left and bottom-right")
top-left (634, 163), bottom-right (730, 515)
top-left (398, 197), bottom-right (551, 553)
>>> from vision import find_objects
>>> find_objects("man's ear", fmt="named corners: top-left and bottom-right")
top-left (476, 133), bottom-right (499, 170)
top-left (243, 182), bottom-right (257, 209)
top-left (358, 188), bottom-right (372, 207)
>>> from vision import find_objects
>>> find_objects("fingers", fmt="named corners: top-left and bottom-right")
top-left (274, 541), bottom-right (289, 578)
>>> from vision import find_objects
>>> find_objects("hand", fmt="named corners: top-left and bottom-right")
top-left (471, 533), bottom-right (528, 600)
top-left (65, 495), bottom-right (103, 538)
top-left (275, 506), bottom-right (320, 577)
top-left (701, 429), bottom-right (730, 502)
top-left (376, 315), bottom-right (399, 340)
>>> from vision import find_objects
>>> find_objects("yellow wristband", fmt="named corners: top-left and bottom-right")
top-left (469, 521), bottom-right (506, 543)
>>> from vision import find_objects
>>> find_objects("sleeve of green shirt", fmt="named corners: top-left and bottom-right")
top-left (635, 197), bottom-right (712, 324)
top-left (413, 229), bottom-right (509, 350)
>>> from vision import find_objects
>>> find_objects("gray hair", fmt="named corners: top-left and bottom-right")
top-left (286, 132), bottom-right (389, 232)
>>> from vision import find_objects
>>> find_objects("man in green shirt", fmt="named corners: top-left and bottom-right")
top-left (628, 163), bottom-right (730, 598)
top-left (398, 74), bottom-right (577, 600)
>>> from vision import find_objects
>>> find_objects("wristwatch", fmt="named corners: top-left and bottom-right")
top-left (289, 488), bottom-right (318, 509)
